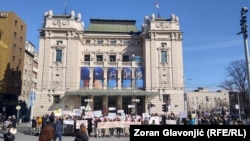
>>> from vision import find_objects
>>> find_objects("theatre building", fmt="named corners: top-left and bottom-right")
top-left (33, 10), bottom-right (184, 116)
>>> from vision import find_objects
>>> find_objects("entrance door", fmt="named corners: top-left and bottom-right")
top-left (122, 96), bottom-right (131, 114)
top-left (108, 96), bottom-right (117, 113)
top-left (93, 96), bottom-right (103, 111)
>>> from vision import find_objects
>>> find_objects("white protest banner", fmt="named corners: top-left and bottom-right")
top-left (75, 120), bottom-right (88, 129)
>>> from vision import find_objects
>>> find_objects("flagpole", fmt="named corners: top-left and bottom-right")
top-left (158, 8), bottom-right (160, 18)
top-left (64, 3), bottom-right (67, 15)
top-left (155, 1), bottom-right (160, 18)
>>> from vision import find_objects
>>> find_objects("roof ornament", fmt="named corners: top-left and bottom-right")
top-left (48, 10), bottom-right (53, 18)
top-left (70, 11), bottom-right (75, 19)
top-left (151, 13), bottom-right (155, 21)
top-left (77, 13), bottom-right (82, 21)
top-left (144, 16), bottom-right (150, 24)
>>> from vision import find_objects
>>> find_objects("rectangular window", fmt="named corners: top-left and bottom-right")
top-left (13, 56), bottom-right (15, 61)
top-left (15, 20), bottom-right (17, 27)
top-left (14, 32), bottom-right (17, 38)
top-left (84, 55), bottom-right (90, 61)
top-left (19, 48), bottom-right (22, 53)
top-left (97, 39), bottom-right (103, 45)
top-left (123, 40), bottom-right (129, 45)
top-left (53, 95), bottom-right (60, 104)
top-left (110, 40), bottom-right (116, 45)
top-left (96, 55), bottom-right (103, 62)
top-left (205, 96), bottom-right (209, 102)
top-left (20, 36), bottom-right (23, 42)
top-left (85, 39), bottom-right (90, 44)
top-left (161, 51), bottom-right (167, 63)
top-left (109, 55), bottom-right (116, 62)
top-left (21, 25), bottom-right (23, 31)
top-left (122, 55), bottom-right (129, 62)
top-left (56, 49), bottom-right (62, 62)
top-left (163, 94), bottom-right (170, 104)
top-left (134, 55), bottom-right (141, 63)
top-left (0, 32), bottom-right (2, 40)
top-left (13, 44), bottom-right (16, 49)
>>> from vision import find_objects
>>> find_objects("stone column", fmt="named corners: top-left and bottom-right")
top-left (103, 69), bottom-right (108, 90)
top-left (89, 68), bottom-right (93, 89)
top-left (102, 96), bottom-right (108, 116)
top-left (117, 95), bottom-right (122, 110)
top-left (117, 68), bottom-right (122, 89)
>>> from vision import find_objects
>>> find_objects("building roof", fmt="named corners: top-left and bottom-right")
top-left (85, 19), bottom-right (140, 35)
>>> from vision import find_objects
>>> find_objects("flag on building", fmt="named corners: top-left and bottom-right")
top-left (155, 1), bottom-right (160, 9)
top-left (64, 2), bottom-right (68, 15)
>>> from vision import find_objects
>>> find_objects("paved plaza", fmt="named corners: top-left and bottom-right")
top-left (0, 123), bottom-right (130, 141)
top-left (0, 132), bottom-right (130, 141)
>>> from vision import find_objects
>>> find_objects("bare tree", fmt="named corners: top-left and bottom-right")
top-left (219, 59), bottom-right (249, 116)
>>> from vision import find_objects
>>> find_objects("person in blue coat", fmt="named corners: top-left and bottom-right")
top-left (53, 117), bottom-right (63, 141)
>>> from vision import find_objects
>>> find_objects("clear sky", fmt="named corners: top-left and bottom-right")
top-left (1, 0), bottom-right (249, 91)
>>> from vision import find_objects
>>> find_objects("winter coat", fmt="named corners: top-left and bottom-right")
top-left (74, 131), bottom-right (89, 141)
top-left (54, 120), bottom-right (63, 135)
top-left (38, 124), bottom-right (55, 141)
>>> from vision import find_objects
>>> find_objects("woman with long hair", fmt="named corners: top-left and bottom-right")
top-left (74, 123), bottom-right (89, 141)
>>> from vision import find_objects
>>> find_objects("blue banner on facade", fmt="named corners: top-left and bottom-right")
top-left (122, 67), bottom-right (132, 89)
top-left (80, 67), bottom-right (90, 88)
top-left (108, 67), bottom-right (117, 89)
top-left (135, 67), bottom-right (144, 88)
top-left (94, 67), bottom-right (103, 89)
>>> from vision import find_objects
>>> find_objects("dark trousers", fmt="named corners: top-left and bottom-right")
top-left (53, 134), bottom-right (62, 141)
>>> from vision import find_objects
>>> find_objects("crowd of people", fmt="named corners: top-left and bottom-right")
top-left (1, 108), bottom-right (245, 141)
top-left (32, 112), bottom-right (89, 141)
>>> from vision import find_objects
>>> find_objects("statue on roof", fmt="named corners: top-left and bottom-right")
top-left (70, 11), bottom-right (75, 19)
top-left (144, 16), bottom-right (150, 24)
top-left (44, 11), bottom-right (48, 17)
top-left (151, 13), bottom-right (155, 21)
top-left (77, 13), bottom-right (82, 21)
top-left (48, 10), bottom-right (53, 17)
top-left (170, 14), bottom-right (179, 22)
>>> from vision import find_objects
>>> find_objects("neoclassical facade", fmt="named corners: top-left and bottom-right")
top-left (33, 10), bottom-right (184, 117)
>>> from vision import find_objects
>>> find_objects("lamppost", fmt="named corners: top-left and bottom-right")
top-left (132, 54), bottom-right (135, 61)
top-left (236, 92), bottom-right (242, 121)
top-left (16, 105), bottom-right (21, 124)
top-left (132, 98), bottom-right (140, 115)
top-left (238, 7), bottom-right (250, 102)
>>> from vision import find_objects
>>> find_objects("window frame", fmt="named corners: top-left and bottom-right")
top-left (56, 49), bottom-right (63, 62)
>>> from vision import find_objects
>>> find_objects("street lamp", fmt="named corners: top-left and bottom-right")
top-left (132, 54), bottom-right (135, 61)
top-left (238, 7), bottom-right (250, 102)
top-left (16, 105), bottom-right (21, 123)
top-left (236, 92), bottom-right (242, 121)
